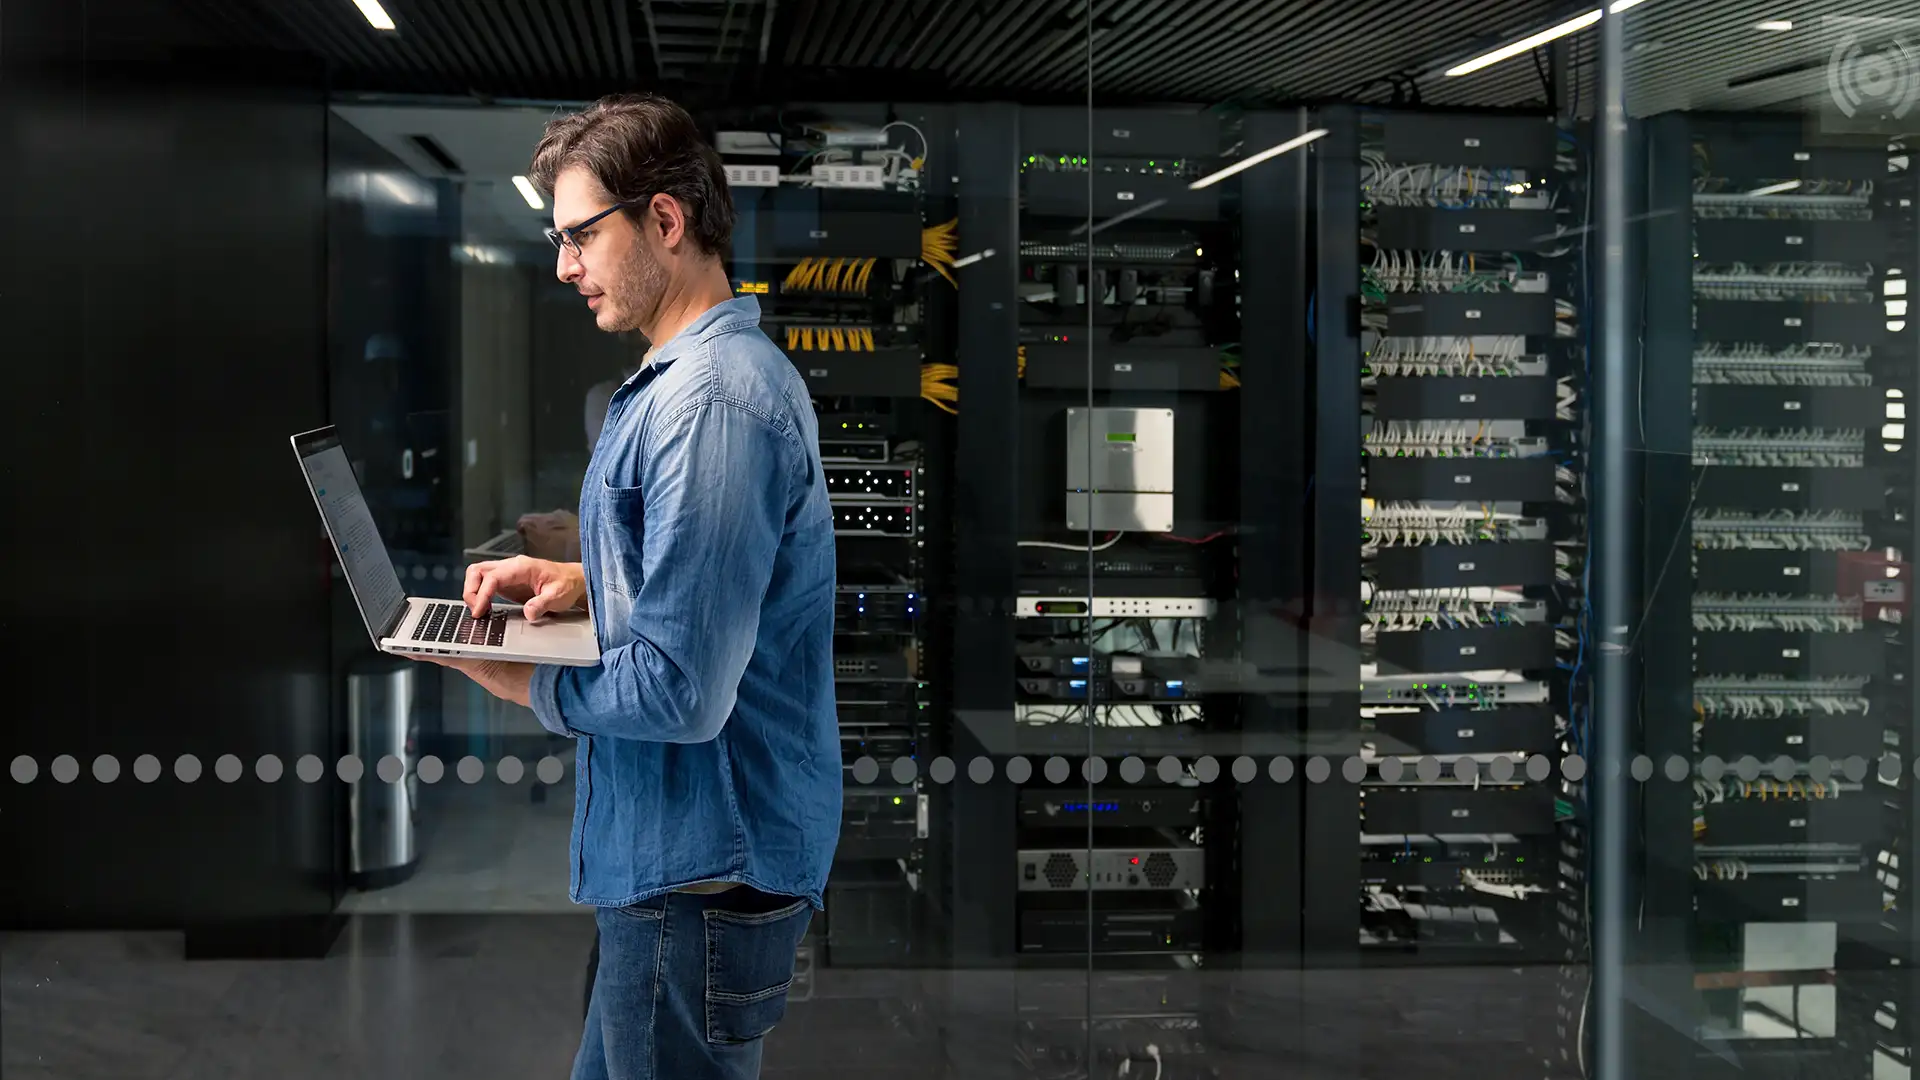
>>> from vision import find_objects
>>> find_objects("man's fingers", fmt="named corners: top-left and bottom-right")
top-left (472, 572), bottom-right (503, 617)
top-left (524, 580), bottom-right (568, 622)
top-left (464, 561), bottom-right (499, 611)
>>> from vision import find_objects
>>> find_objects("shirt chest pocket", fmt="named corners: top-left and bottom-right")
top-left (597, 480), bottom-right (647, 600)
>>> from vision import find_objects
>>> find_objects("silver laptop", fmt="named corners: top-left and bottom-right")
top-left (292, 427), bottom-right (599, 667)
top-left (464, 528), bottom-right (525, 561)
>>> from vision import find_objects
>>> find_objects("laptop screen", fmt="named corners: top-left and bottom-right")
top-left (291, 427), bottom-right (409, 644)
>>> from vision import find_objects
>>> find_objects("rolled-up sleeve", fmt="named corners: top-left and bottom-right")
top-left (530, 398), bottom-right (795, 742)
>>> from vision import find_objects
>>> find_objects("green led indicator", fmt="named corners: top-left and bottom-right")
top-left (1059, 156), bottom-right (1067, 164)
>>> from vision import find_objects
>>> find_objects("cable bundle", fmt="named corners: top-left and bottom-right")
top-left (1360, 157), bottom-right (1554, 209)
top-left (1691, 592), bottom-right (1865, 633)
top-left (1367, 336), bottom-right (1532, 378)
top-left (922, 219), bottom-right (959, 286)
top-left (1364, 419), bottom-right (1527, 458)
top-left (783, 326), bottom-right (879, 351)
top-left (921, 363), bottom-right (957, 414)
top-left (1363, 503), bottom-right (1530, 548)
top-left (1690, 427), bottom-right (1866, 468)
top-left (1693, 343), bottom-right (1874, 387)
top-left (782, 257), bottom-right (880, 295)
top-left (1691, 510), bottom-right (1871, 551)
top-left (1692, 262), bottom-right (1875, 303)
top-left (1692, 675), bottom-right (1872, 718)
top-left (1367, 249), bottom-right (1537, 293)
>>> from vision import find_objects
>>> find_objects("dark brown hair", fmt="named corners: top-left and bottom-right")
top-left (528, 94), bottom-right (733, 257)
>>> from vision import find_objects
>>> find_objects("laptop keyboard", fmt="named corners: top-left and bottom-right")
top-left (411, 602), bottom-right (507, 648)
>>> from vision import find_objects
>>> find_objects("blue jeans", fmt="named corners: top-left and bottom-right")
top-left (571, 888), bottom-right (814, 1080)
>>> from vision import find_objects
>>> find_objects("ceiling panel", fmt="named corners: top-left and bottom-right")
top-left (176, 0), bottom-right (1919, 119)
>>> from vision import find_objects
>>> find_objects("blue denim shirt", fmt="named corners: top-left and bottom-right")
top-left (529, 295), bottom-right (841, 909)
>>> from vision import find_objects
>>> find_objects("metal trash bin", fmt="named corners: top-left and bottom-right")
top-left (346, 653), bottom-right (420, 889)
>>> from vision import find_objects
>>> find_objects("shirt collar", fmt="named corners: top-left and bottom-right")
top-left (642, 295), bottom-right (762, 373)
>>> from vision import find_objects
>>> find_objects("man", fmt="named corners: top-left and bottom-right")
top-left (426, 94), bottom-right (841, 1080)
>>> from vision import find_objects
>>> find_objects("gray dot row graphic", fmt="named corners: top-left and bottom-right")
top-left (7, 754), bottom-right (572, 785)
top-left (6, 752), bottom-right (1901, 785)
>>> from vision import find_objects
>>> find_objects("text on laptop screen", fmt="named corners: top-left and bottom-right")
top-left (298, 440), bottom-right (408, 643)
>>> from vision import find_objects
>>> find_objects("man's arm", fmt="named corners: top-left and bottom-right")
top-left (528, 398), bottom-right (795, 743)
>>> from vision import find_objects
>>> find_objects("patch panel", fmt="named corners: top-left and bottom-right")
top-left (833, 503), bottom-right (916, 537)
top-left (825, 463), bottom-right (917, 503)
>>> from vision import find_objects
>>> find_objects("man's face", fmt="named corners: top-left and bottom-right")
top-left (551, 167), bottom-right (666, 334)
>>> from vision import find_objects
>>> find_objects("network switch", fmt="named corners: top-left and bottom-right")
top-left (1015, 596), bottom-right (1216, 619)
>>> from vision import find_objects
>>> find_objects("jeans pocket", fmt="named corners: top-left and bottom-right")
top-left (702, 897), bottom-right (813, 1045)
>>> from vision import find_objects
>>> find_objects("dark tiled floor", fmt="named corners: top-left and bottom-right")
top-left (2, 916), bottom-right (1561, 1079)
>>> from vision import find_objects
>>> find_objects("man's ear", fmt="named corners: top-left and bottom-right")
top-left (650, 192), bottom-right (686, 249)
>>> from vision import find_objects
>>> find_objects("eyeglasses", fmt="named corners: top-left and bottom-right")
top-left (544, 202), bottom-right (634, 257)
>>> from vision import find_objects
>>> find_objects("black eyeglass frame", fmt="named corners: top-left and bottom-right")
top-left (544, 202), bottom-right (635, 256)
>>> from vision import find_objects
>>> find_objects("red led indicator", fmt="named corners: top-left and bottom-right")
top-left (1129, 857), bottom-right (1140, 865)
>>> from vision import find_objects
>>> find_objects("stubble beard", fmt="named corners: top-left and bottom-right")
top-left (603, 244), bottom-right (669, 335)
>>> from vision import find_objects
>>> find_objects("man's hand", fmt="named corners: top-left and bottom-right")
top-left (465, 555), bottom-right (589, 620)
top-left (518, 510), bottom-right (581, 562)
top-left (418, 655), bottom-right (536, 708)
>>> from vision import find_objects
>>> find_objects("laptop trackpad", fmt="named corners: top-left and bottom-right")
top-left (509, 611), bottom-right (598, 657)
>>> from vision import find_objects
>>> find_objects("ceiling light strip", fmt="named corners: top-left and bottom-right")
top-left (1444, 1), bottom-right (1652, 78)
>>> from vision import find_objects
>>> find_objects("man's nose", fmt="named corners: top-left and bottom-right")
top-left (556, 249), bottom-right (582, 283)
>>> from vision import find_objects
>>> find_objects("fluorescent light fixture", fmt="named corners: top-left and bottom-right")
top-left (350, 0), bottom-right (397, 31)
top-left (1446, 10), bottom-right (1602, 76)
top-left (1187, 129), bottom-right (1329, 189)
top-left (512, 175), bottom-right (545, 210)
top-left (1445, 1), bottom-right (1651, 77)
top-left (1754, 19), bottom-right (1793, 31)
top-left (1744, 179), bottom-right (1801, 197)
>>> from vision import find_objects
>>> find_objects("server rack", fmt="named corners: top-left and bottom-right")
top-left (721, 104), bottom-right (954, 969)
top-left (1324, 107), bottom-right (1587, 967)
top-left (933, 103), bottom-right (1315, 1079)
top-left (1638, 113), bottom-right (1917, 1079)
top-left (1006, 104), bottom-right (1243, 1080)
